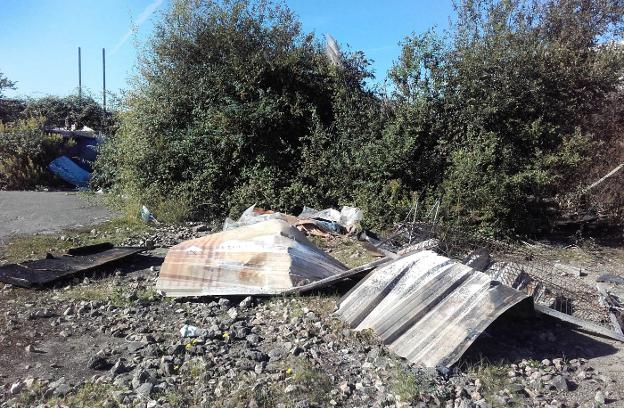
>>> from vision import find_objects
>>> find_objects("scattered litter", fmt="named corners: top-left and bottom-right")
top-left (223, 204), bottom-right (363, 237)
top-left (335, 250), bottom-right (533, 368)
top-left (553, 262), bottom-right (586, 278)
top-left (156, 219), bottom-right (347, 297)
top-left (140, 205), bottom-right (159, 223)
top-left (48, 155), bottom-right (91, 188)
top-left (180, 324), bottom-right (202, 338)
top-left (396, 238), bottom-right (439, 255)
top-left (223, 205), bottom-right (297, 231)
top-left (0, 243), bottom-right (143, 288)
top-left (297, 205), bottom-right (363, 235)
top-left (296, 218), bottom-right (343, 236)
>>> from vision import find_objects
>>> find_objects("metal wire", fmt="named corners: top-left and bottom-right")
top-left (391, 221), bottom-right (612, 329)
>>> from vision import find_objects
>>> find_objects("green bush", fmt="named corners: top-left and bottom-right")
top-left (388, 0), bottom-right (624, 234)
top-left (95, 0), bottom-right (384, 223)
top-left (96, 0), bottom-right (624, 234)
top-left (0, 118), bottom-right (63, 190)
top-left (22, 94), bottom-right (113, 133)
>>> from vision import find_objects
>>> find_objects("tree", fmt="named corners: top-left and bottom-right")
top-left (389, 0), bottom-right (624, 233)
top-left (21, 94), bottom-right (112, 132)
top-left (0, 71), bottom-right (16, 99)
top-left (95, 0), bottom-right (377, 221)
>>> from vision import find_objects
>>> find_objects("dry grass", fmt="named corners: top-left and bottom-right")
top-left (1, 216), bottom-right (151, 263)
top-left (309, 235), bottom-right (380, 268)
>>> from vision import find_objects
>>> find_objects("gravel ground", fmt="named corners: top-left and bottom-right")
top-left (1, 224), bottom-right (624, 407)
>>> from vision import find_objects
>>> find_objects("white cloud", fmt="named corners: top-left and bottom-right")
top-left (111, 0), bottom-right (164, 54)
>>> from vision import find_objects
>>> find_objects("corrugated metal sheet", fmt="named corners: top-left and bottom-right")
top-left (156, 219), bottom-right (347, 297)
top-left (335, 250), bottom-right (532, 367)
top-left (0, 243), bottom-right (143, 288)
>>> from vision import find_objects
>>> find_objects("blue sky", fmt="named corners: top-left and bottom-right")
top-left (0, 0), bottom-right (455, 101)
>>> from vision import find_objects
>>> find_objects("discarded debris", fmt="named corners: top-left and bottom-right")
top-left (223, 205), bottom-right (298, 231)
top-left (282, 257), bottom-right (390, 295)
top-left (0, 243), bottom-right (143, 288)
top-left (156, 219), bottom-right (348, 297)
top-left (223, 204), bottom-right (363, 237)
top-left (597, 274), bottom-right (624, 285)
top-left (335, 250), bottom-right (533, 368)
top-left (283, 241), bottom-right (440, 295)
top-left (596, 283), bottom-right (624, 337)
top-left (584, 162), bottom-right (624, 192)
top-left (462, 248), bottom-right (491, 271)
top-left (48, 155), bottom-right (91, 188)
top-left (298, 205), bottom-right (363, 235)
top-left (140, 205), bottom-right (159, 224)
top-left (553, 262), bottom-right (586, 277)
top-left (179, 324), bottom-right (202, 338)
top-left (535, 305), bottom-right (624, 341)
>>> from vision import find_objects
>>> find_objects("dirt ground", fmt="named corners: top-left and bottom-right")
top-left (0, 191), bottom-right (113, 243)
top-left (1, 196), bottom-right (624, 406)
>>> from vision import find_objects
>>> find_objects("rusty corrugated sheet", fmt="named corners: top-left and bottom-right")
top-left (156, 219), bottom-right (347, 297)
top-left (335, 250), bottom-right (532, 367)
top-left (0, 243), bottom-right (143, 288)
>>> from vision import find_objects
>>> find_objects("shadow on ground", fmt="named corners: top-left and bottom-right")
top-left (461, 313), bottom-right (619, 366)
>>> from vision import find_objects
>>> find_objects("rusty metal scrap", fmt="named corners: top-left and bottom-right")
top-left (156, 219), bottom-right (348, 297)
top-left (335, 250), bottom-right (532, 368)
top-left (388, 220), bottom-right (618, 338)
top-left (0, 243), bottom-right (143, 288)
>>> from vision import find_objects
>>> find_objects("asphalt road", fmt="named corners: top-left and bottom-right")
top-left (0, 191), bottom-right (113, 243)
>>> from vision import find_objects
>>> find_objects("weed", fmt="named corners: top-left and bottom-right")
top-left (15, 380), bottom-right (121, 407)
top-left (50, 382), bottom-right (122, 407)
top-left (463, 358), bottom-right (523, 407)
top-left (2, 215), bottom-right (150, 263)
top-left (288, 356), bottom-right (333, 405)
top-left (390, 366), bottom-right (422, 402)
top-left (222, 356), bottom-right (333, 408)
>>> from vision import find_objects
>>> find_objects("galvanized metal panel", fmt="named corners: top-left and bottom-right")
top-left (156, 219), bottom-right (347, 297)
top-left (335, 250), bottom-right (531, 367)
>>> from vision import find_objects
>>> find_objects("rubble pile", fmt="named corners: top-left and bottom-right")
top-left (2, 256), bottom-right (622, 407)
top-left (1, 204), bottom-right (623, 407)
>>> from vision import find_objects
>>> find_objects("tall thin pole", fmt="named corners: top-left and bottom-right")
top-left (102, 48), bottom-right (106, 112)
top-left (78, 47), bottom-right (82, 102)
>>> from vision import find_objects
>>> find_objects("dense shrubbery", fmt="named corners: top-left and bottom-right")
top-left (94, 0), bottom-right (379, 222)
top-left (0, 118), bottom-right (63, 190)
top-left (0, 70), bottom-right (118, 190)
top-left (96, 0), bottom-right (624, 233)
top-left (21, 94), bottom-right (113, 133)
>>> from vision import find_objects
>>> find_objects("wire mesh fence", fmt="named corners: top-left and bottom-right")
top-left (386, 220), bottom-right (613, 330)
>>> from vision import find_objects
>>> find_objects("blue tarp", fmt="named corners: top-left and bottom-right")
top-left (48, 156), bottom-right (92, 188)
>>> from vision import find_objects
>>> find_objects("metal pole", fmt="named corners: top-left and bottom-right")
top-left (78, 47), bottom-right (82, 102)
top-left (102, 48), bottom-right (106, 112)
